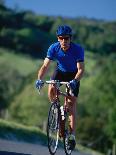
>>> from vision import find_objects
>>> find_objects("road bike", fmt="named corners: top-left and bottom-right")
top-left (38, 80), bottom-right (75, 155)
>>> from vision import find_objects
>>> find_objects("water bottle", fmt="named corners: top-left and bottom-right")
top-left (60, 106), bottom-right (65, 121)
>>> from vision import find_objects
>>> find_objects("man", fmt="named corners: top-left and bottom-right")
top-left (36, 25), bottom-right (84, 149)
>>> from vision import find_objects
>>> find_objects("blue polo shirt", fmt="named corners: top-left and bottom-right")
top-left (46, 42), bottom-right (84, 72)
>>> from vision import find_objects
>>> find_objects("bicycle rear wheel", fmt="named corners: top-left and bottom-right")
top-left (47, 102), bottom-right (60, 155)
top-left (63, 113), bottom-right (72, 155)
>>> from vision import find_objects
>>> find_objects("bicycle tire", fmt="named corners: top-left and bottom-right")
top-left (63, 112), bottom-right (72, 155)
top-left (47, 102), bottom-right (60, 155)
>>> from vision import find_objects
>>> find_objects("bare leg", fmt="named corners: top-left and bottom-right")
top-left (48, 84), bottom-right (57, 102)
top-left (67, 96), bottom-right (77, 135)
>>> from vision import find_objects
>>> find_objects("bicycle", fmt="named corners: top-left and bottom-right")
top-left (38, 80), bottom-right (76, 155)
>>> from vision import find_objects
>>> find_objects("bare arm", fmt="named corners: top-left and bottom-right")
top-left (38, 58), bottom-right (51, 80)
top-left (74, 62), bottom-right (84, 81)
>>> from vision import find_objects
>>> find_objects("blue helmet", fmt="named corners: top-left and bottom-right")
top-left (56, 25), bottom-right (72, 36)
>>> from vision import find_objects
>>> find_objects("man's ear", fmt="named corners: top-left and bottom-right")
top-left (57, 37), bottom-right (60, 42)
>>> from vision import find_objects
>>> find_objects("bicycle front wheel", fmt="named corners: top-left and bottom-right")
top-left (47, 102), bottom-right (60, 155)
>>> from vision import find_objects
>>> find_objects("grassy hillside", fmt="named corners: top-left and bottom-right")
top-left (0, 119), bottom-right (47, 145)
top-left (0, 48), bottom-right (57, 126)
top-left (0, 48), bottom-right (115, 154)
top-left (0, 119), bottom-right (104, 155)
top-left (0, 48), bottom-right (40, 76)
top-left (1, 49), bottom-right (99, 126)
top-left (7, 51), bottom-right (98, 126)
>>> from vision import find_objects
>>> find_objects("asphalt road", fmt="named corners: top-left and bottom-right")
top-left (0, 139), bottom-right (91, 155)
top-left (0, 151), bottom-right (30, 155)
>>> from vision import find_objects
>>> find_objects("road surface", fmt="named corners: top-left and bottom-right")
top-left (0, 139), bottom-right (91, 155)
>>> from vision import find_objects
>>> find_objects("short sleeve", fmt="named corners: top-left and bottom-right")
top-left (76, 46), bottom-right (84, 62)
top-left (46, 44), bottom-right (56, 60)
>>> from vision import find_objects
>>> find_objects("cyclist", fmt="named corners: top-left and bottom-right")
top-left (36, 25), bottom-right (84, 149)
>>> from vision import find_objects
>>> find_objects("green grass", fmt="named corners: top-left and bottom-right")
top-left (0, 48), bottom-right (41, 76)
top-left (0, 48), bottom-right (56, 79)
top-left (0, 119), bottom-right (48, 145)
top-left (0, 119), bottom-right (104, 155)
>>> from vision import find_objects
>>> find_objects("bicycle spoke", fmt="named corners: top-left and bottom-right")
top-left (47, 103), bottom-right (59, 155)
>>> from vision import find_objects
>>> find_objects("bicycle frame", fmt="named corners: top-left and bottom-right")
top-left (45, 80), bottom-right (73, 103)
top-left (39, 80), bottom-right (74, 155)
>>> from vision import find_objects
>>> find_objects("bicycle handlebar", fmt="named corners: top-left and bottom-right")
top-left (36, 80), bottom-right (75, 98)
top-left (45, 80), bottom-right (69, 85)
top-left (37, 80), bottom-right (69, 94)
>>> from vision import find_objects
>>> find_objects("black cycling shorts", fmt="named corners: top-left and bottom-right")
top-left (51, 69), bottom-right (80, 97)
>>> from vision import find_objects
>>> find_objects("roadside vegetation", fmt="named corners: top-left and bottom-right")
top-left (0, 119), bottom-right (104, 155)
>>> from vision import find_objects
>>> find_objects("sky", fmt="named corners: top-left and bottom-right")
top-left (5, 0), bottom-right (116, 21)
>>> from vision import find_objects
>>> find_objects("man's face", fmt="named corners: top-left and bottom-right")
top-left (57, 35), bottom-right (71, 51)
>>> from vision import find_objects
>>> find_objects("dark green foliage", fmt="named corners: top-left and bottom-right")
top-left (0, 3), bottom-right (116, 58)
top-left (0, 4), bottom-right (54, 58)
top-left (77, 54), bottom-right (116, 153)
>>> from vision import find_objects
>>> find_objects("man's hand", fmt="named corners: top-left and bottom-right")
top-left (69, 79), bottom-right (78, 90)
top-left (35, 80), bottom-right (44, 89)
